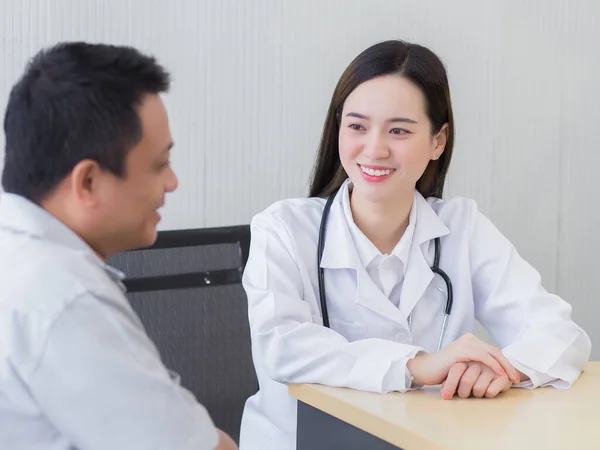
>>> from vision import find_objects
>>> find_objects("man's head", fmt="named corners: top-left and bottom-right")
top-left (2, 42), bottom-right (178, 259)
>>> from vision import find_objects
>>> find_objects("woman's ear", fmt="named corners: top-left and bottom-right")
top-left (431, 123), bottom-right (449, 160)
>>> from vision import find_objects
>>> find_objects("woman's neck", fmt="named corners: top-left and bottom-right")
top-left (350, 190), bottom-right (413, 255)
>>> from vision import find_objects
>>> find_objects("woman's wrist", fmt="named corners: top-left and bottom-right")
top-left (406, 353), bottom-right (430, 386)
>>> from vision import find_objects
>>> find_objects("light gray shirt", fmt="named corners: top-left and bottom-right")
top-left (0, 193), bottom-right (218, 450)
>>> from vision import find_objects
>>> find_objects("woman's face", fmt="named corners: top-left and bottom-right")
top-left (338, 74), bottom-right (447, 204)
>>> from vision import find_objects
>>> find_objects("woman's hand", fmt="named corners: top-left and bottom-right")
top-left (406, 333), bottom-right (520, 387)
top-left (440, 362), bottom-right (512, 399)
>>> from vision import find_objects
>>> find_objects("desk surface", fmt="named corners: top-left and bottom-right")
top-left (289, 362), bottom-right (599, 450)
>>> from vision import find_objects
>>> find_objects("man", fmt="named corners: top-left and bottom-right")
top-left (0, 42), bottom-right (237, 450)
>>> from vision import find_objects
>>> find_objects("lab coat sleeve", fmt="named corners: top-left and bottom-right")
top-left (244, 212), bottom-right (424, 394)
top-left (468, 203), bottom-right (591, 389)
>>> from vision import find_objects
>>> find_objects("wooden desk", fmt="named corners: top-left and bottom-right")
top-left (289, 362), bottom-right (599, 450)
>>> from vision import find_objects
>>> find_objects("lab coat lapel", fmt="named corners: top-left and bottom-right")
top-left (318, 186), bottom-right (407, 323)
top-left (355, 264), bottom-right (406, 322)
top-left (398, 193), bottom-right (450, 322)
top-left (398, 241), bottom-right (435, 322)
top-left (318, 189), bottom-right (359, 271)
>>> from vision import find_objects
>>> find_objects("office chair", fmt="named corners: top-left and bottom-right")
top-left (108, 225), bottom-right (257, 443)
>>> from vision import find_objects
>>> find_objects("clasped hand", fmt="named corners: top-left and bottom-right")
top-left (440, 361), bottom-right (513, 399)
top-left (406, 333), bottom-right (521, 399)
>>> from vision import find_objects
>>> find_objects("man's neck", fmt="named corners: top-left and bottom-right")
top-left (41, 196), bottom-right (109, 262)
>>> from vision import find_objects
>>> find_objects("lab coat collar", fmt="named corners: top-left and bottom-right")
top-left (319, 180), bottom-right (449, 270)
top-left (0, 192), bottom-right (125, 281)
top-left (413, 192), bottom-right (450, 245)
top-left (318, 180), bottom-right (450, 324)
top-left (318, 181), bottom-right (360, 270)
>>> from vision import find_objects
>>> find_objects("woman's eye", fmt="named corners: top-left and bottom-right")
top-left (349, 123), bottom-right (364, 131)
top-left (390, 128), bottom-right (407, 135)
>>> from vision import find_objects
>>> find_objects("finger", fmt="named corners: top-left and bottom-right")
top-left (485, 376), bottom-right (511, 398)
top-left (472, 370), bottom-right (495, 398)
top-left (456, 334), bottom-right (520, 383)
top-left (457, 364), bottom-right (482, 399)
top-left (441, 363), bottom-right (468, 400)
top-left (480, 344), bottom-right (520, 383)
top-left (472, 350), bottom-right (515, 381)
top-left (456, 348), bottom-right (505, 377)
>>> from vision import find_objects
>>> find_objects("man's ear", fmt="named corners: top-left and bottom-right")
top-left (69, 159), bottom-right (103, 207)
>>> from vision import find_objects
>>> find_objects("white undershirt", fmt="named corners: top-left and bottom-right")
top-left (341, 182), bottom-right (417, 308)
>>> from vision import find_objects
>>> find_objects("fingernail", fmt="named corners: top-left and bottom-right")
top-left (441, 390), bottom-right (452, 400)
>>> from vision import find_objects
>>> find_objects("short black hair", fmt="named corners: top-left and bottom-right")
top-left (2, 41), bottom-right (171, 202)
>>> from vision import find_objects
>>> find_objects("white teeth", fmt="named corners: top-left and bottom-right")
top-left (359, 165), bottom-right (394, 177)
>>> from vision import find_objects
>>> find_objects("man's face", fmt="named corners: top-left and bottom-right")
top-left (94, 94), bottom-right (178, 255)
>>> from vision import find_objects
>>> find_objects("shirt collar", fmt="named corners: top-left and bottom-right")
top-left (341, 180), bottom-right (416, 271)
top-left (0, 193), bottom-right (125, 280)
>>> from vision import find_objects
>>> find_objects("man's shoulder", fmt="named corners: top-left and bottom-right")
top-left (0, 231), bottom-right (125, 340)
top-left (0, 235), bottom-right (102, 308)
top-left (0, 232), bottom-right (128, 379)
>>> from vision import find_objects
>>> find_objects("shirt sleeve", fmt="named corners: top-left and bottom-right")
top-left (468, 204), bottom-right (591, 389)
top-left (27, 293), bottom-right (219, 450)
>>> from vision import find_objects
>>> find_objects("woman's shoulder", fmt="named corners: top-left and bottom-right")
top-left (425, 194), bottom-right (514, 250)
top-left (425, 194), bottom-right (482, 233)
top-left (427, 194), bottom-right (478, 215)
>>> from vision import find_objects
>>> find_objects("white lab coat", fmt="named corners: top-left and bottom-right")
top-left (239, 179), bottom-right (591, 450)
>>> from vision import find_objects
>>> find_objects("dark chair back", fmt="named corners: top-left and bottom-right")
top-left (108, 225), bottom-right (257, 443)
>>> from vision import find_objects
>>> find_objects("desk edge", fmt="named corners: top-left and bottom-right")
top-left (289, 384), bottom-right (446, 450)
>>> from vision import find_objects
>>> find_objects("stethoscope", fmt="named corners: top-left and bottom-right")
top-left (317, 189), bottom-right (454, 352)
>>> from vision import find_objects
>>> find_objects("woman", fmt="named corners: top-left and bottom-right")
top-left (239, 40), bottom-right (591, 450)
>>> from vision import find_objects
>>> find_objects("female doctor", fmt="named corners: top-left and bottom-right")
top-left (238, 40), bottom-right (591, 450)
